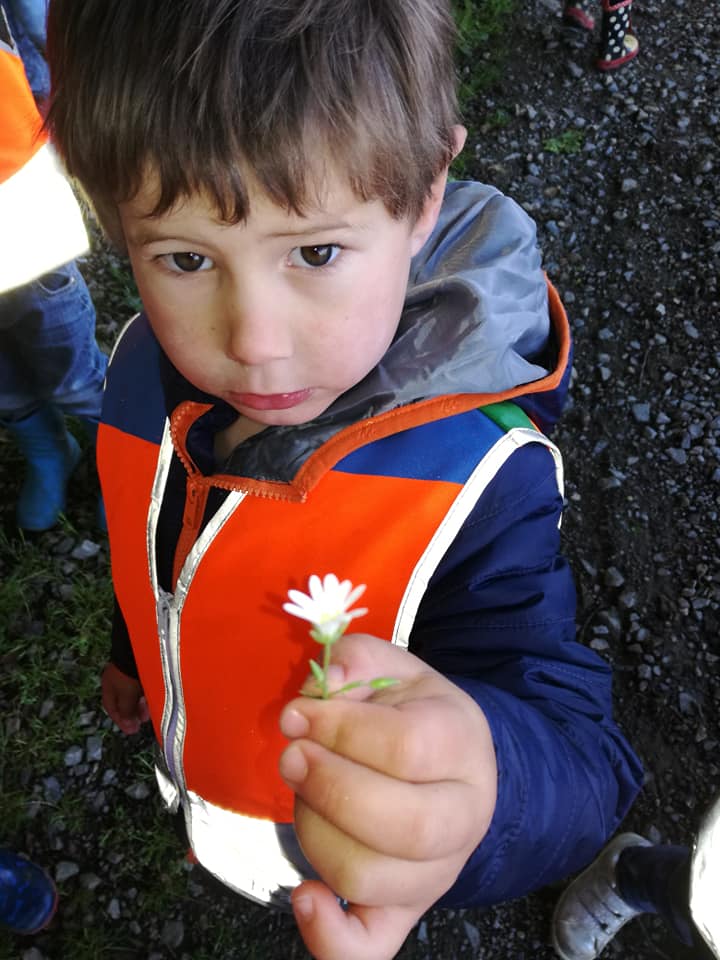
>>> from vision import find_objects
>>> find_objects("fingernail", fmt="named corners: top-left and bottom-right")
top-left (280, 707), bottom-right (309, 738)
top-left (293, 894), bottom-right (314, 921)
top-left (279, 743), bottom-right (308, 785)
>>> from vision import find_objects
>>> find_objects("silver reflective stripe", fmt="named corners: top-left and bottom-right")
top-left (392, 427), bottom-right (562, 649)
top-left (146, 422), bottom-right (246, 805)
top-left (690, 793), bottom-right (720, 957)
top-left (148, 423), bottom-right (180, 784)
top-left (155, 763), bottom-right (179, 813)
top-left (183, 791), bottom-right (307, 908)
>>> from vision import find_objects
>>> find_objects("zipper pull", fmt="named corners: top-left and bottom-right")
top-left (183, 479), bottom-right (205, 529)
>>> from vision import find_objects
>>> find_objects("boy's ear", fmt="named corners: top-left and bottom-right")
top-left (410, 124), bottom-right (467, 256)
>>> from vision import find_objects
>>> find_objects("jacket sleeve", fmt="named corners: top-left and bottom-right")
top-left (408, 441), bottom-right (643, 908)
top-left (110, 595), bottom-right (139, 679)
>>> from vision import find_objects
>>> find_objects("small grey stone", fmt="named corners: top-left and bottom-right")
top-left (55, 861), bottom-right (80, 883)
top-left (619, 589), bottom-right (638, 610)
top-left (463, 920), bottom-right (481, 950)
top-left (86, 735), bottom-right (103, 762)
top-left (668, 448), bottom-right (688, 465)
top-left (70, 539), bottom-right (102, 560)
top-left (621, 178), bottom-right (639, 192)
top-left (604, 567), bottom-right (625, 588)
top-left (80, 872), bottom-right (102, 891)
top-left (64, 745), bottom-right (84, 767)
top-left (683, 320), bottom-right (700, 339)
top-left (125, 781), bottom-right (151, 800)
top-left (22, 949), bottom-right (47, 960)
top-left (42, 777), bottom-right (62, 802)
top-left (161, 919), bottom-right (185, 949)
top-left (107, 898), bottom-right (121, 920)
top-left (632, 403), bottom-right (651, 423)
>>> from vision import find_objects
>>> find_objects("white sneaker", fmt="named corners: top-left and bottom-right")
top-left (552, 833), bottom-right (653, 960)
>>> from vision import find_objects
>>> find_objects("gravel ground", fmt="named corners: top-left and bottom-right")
top-left (1, 0), bottom-right (719, 957)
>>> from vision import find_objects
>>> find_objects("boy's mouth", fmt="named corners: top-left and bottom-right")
top-left (227, 389), bottom-right (312, 411)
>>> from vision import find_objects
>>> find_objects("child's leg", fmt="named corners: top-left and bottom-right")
top-left (10, 263), bottom-right (107, 422)
top-left (615, 843), bottom-right (695, 946)
top-left (596, 0), bottom-right (639, 70)
top-left (0, 263), bottom-right (106, 530)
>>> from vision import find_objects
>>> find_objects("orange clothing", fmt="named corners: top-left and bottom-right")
top-left (0, 35), bottom-right (46, 184)
top-left (0, 17), bottom-right (88, 292)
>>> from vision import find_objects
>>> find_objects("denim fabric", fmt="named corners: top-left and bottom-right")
top-left (3, 0), bottom-right (50, 101)
top-left (0, 261), bottom-right (107, 421)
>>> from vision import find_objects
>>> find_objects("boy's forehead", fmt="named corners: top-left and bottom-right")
top-left (121, 162), bottom-right (400, 232)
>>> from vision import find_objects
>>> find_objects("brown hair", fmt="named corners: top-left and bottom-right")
top-left (45, 0), bottom-right (459, 234)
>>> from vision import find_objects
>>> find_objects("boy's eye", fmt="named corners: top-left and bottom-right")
top-left (165, 252), bottom-right (213, 273)
top-left (289, 245), bottom-right (341, 268)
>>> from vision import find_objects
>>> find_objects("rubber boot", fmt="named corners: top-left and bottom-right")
top-left (2, 405), bottom-right (81, 531)
top-left (0, 850), bottom-right (57, 935)
top-left (596, 0), bottom-right (639, 70)
top-left (563, 0), bottom-right (596, 31)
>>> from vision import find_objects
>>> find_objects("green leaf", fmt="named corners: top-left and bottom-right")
top-left (328, 676), bottom-right (400, 698)
top-left (309, 659), bottom-right (325, 685)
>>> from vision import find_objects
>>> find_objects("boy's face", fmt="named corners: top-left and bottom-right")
top-left (119, 169), bottom-right (441, 434)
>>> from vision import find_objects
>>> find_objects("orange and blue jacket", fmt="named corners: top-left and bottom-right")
top-left (0, 7), bottom-right (87, 293)
top-left (99, 182), bottom-right (642, 908)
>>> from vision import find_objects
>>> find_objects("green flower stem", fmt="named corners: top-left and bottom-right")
top-left (303, 618), bottom-right (398, 700)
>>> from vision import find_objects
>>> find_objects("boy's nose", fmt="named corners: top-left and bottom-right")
top-left (222, 286), bottom-right (293, 366)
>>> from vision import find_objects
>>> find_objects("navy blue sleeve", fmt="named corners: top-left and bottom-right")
top-left (408, 441), bottom-right (643, 908)
top-left (110, 595), bottom-right (139, 679)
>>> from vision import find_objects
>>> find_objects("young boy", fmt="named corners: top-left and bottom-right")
top-left (45, 2), bottom-right (643, 958)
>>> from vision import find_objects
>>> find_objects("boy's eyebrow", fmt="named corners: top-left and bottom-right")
top-left (127, 220), bottom-right (367, 247)
top-left (266, 220), bottom-right (365, 238)
top-left (126, 226), bottom-right (205, 248)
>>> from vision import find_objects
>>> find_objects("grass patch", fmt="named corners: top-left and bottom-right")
top-left (543, 129), bottom-right (586, 155)
top-left (453, 0), bottom-right (516, 111)
top-left (0, 531), bottom-right (112, 830)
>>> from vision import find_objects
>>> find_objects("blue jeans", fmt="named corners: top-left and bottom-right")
top-left (0, 261), bottom-right (107, 422)
top-left (3, 0), bottom-right (50, 101)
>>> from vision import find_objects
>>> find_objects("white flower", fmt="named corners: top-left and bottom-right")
top-left (284, 573), bottom-right (367, 642)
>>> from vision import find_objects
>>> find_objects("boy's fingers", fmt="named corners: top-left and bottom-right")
top-left (281, 692), bottom-right (488, 783)
top-left (292, 880), bottom-right (422, 960)
top-left (281, 739), bottom-right (483, 862)
top-left (293, 799), bottom-right (461, 906)
top-left (316, 633), bottom-right (431, 688)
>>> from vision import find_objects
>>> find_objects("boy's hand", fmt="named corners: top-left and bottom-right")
top-left (279, 635), bottom-right (497, 960)
top-left (101, 662), bottom-right (150, 734)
